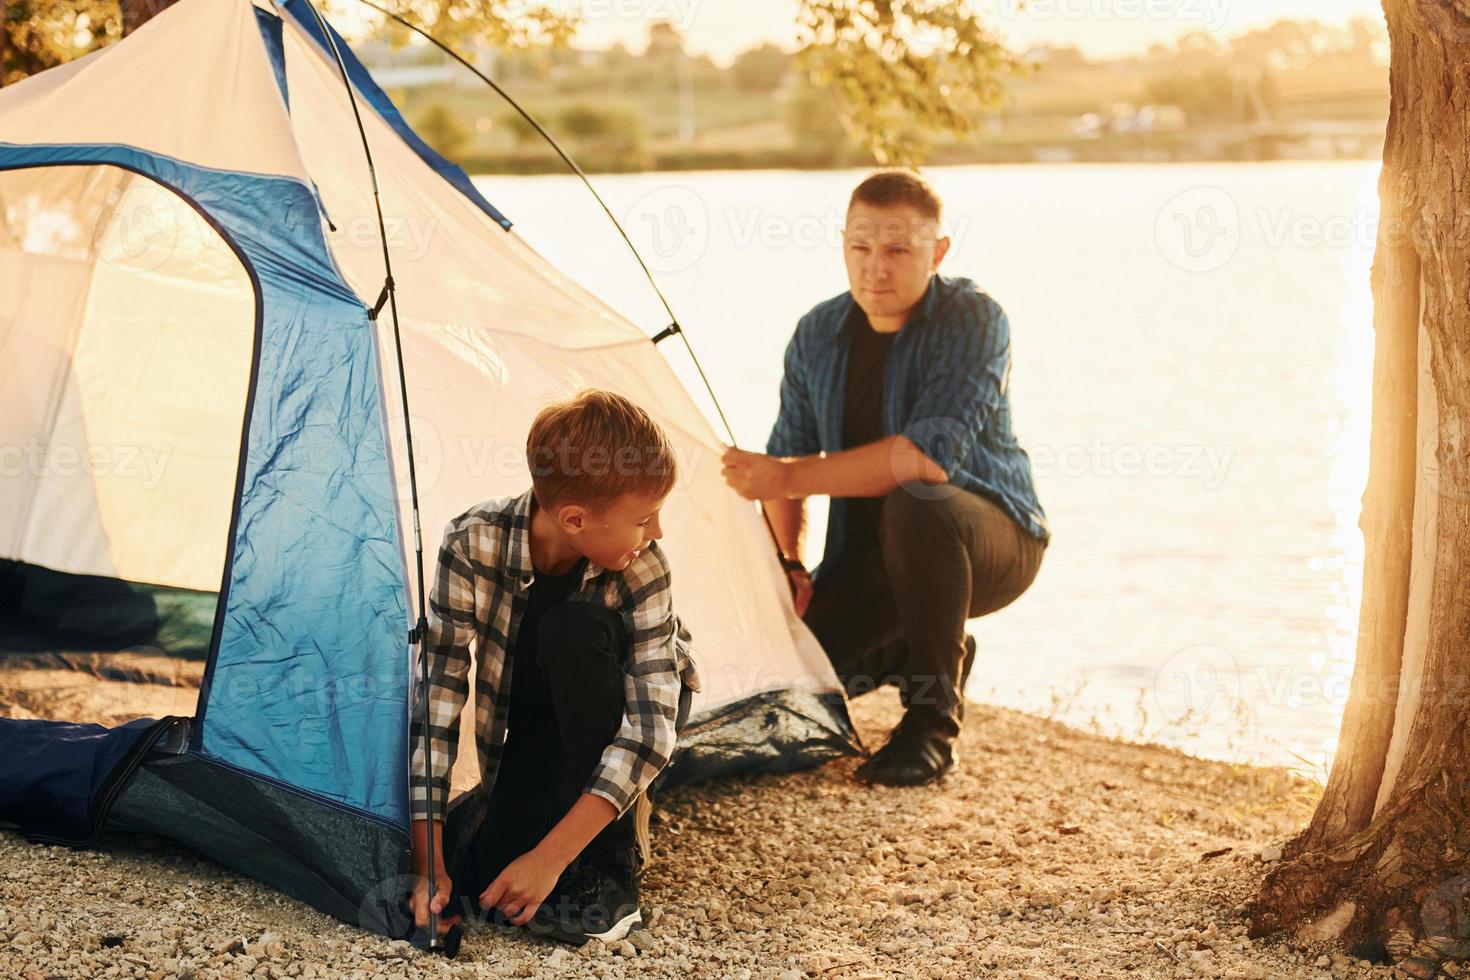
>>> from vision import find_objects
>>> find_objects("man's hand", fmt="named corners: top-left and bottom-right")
top-left (479, 846), bottom-right (565, 927)
top-left (411, 868), bottom-right (459, 936)
top-left (722, 446), bottom-right (793, 500)
top-left (787, 564), bottom-right (814, 617)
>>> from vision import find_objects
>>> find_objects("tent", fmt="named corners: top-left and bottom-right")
top-left (0, 0), bottom-right (858, 938)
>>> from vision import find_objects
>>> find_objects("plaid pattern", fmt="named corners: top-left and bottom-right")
top-left (766, 274), bottom-right (1050, 576)
top-left (409, 487), bottom-right (700, 823)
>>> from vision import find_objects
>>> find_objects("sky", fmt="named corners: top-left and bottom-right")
top-left (540, 0), bottom-right (1385, 63)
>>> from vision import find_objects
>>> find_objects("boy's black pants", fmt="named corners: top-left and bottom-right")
top-left (444, 600), bottom-right (637, 914)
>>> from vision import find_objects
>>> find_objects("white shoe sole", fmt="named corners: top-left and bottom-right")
top-left (585, 909), bottom-right (642, 943)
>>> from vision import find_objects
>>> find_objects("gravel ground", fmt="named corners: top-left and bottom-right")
top-left (1, 690), bottom-right (1408, 979)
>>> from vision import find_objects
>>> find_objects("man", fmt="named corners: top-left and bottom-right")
top-left (721, 170), bottom-right (1048, 787)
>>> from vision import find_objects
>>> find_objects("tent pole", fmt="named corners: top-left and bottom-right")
top-left (349, 0), bottom-right (799, 572)
top-left (291, 0), bottom-right (446, 954)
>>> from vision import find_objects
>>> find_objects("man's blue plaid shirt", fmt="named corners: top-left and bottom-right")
top-left (766, 274), bottom-right (1050, 575)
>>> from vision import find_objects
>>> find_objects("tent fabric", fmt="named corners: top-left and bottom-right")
top-left (276, 0), bottom-right (511, 231)
top-left (109, 752), bottom-right (411, 937)
top-left (255, 7), bottom-right (291, 110)
top-left (0, 715), bottom-right (178, 846)
top-left (0, 162), bottom-right (254, 589)
top-left (268, 6), bottom-right (844, 728)
top-left (0, 558), bottom-right (215, 659)
top-left (657, 690), bottom-right (862, 791)
top-left (0, 142), bottom-right (411, 830)
top-left (0, 0), bottom-right (309, 181)
top-left (0, 0), bottom-right (860, 936)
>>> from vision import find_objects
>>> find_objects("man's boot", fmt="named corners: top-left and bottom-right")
top-left (854, 704), bottom-right (958, 787)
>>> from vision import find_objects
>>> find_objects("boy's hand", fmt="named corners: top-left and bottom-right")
top-left (411, 868), bottom-right (459, 936)
top-left (479, 847), bottom-right (564, 927)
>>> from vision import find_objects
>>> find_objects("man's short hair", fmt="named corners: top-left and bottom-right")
top-left (849, 169), bottom-right (943, 222)
top-left (526, 389), bottom-right (678, 510)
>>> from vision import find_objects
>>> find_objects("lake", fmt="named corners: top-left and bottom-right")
top-left (474, 161), bottom-right (1382, 775)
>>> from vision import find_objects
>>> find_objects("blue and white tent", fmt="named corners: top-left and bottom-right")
top-left (0, 0), bottom-right (857, 937)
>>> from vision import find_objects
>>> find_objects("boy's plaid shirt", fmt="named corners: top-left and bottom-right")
top-left (409, 487), bottom-right (701, 823)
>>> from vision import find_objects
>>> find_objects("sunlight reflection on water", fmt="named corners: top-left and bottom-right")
top-left (476, 161), bottom-right (1381, 774)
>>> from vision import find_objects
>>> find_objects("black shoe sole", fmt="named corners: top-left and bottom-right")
top-left (854, 754), bottom-right (959, 787)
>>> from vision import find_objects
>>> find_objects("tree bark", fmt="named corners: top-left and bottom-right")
top-left (122, 0), bottom-right (181, 36)
top-left (1248, 0), bottom-right (1470, 972)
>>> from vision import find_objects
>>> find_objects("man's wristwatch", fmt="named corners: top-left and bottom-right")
top-left (779, 555), bottom-right (808, 575)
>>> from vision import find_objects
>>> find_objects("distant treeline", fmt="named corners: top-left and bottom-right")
top-left (387, 18), bottom-right (1388, 172)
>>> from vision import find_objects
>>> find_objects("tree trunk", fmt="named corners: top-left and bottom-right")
top-left (122, 0), bottom-right (181, 36)
top-left (1247, 0), bottom-right (1470, 973)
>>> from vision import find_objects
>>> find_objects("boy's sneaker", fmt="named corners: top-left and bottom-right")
top-left (530, 855), bottom-right (642, 945)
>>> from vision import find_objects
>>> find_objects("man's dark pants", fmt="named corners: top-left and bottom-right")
top-left (804, 486), bottom-right (1046, 737)
top-left (444, 602), bottom-right (640, 918)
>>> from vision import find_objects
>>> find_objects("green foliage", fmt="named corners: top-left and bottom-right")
top-left (2, 0), bottom-right (120, 85)
top-left (1138, 19), bottom-right (1381, 126)
top-left (319, 0), bottom-right (577, 51)
top-left (794, 0), bottom-right (1026, 165)
top-left (781, 74), bottom-right (856, 165)
top-left (496, 108), bottom-right (541, 147)
top-left (555, 101), bottom-right (644, 150)
top-left (412, 102), bottom-right (470, 159)
top-left (382, 0), bottom-right (1019, 166)
top-left (1144, 66), bottom-right (1263, 124)
top-left (732, 43), bottom-right (793, 93)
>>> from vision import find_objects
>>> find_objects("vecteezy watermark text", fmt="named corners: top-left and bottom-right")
top-left (1, 440), bottom-right (171, 489)
top-left (1029, 440), bottom-right (1235, 489)
top-left (992, 0), bottom-right (1231, 31)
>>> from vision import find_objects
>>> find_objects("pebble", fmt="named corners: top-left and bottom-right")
top-left (0, 691), bottom-right (1385, 980)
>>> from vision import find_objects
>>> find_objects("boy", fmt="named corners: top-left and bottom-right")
top-left (409, 389), bottom-right (700, 944)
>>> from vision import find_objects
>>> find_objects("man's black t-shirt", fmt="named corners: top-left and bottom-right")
top-left (507, 557), bottom-right (587, 733)
top-left (841, 304), bottom-right (898, 546)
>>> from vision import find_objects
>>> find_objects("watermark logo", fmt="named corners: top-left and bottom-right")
top-left (1155, 186), bottom-right (1240, 273)
top-left (1152, 643), bottom-right (1241, 732)
top-left (502, 0), bottom-right (704, 33)
top-left (624, 185), bottom-right (710, 273)
top-left (891, 417), bottom-right (969, 501)
top-left (101, 190), bottom-right (235, 276)
top-left (374, 413), bottom-right (445, 506)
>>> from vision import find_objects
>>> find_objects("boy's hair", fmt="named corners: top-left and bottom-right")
top-left (849, 169), bottom-right (943, 222)
top-left (526, 389), bottom-right (678, 510)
